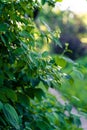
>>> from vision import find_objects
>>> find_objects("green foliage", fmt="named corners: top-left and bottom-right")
top-left (38, 9), bottom-right (87, 59)
top-left (56, 56), bottom-right (87, 113)
top-left (0, 0), bottom-right (83, 129)
top-left (41, 0), bottom-right (62, 6)
top-left (3, 104), bottom-right (20, 129)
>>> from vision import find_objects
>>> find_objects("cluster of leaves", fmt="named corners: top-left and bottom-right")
top-left (0, 0), bottom-right (83, 129)
top-left (38, 9), bottom-right (87, 59)
top-left (58, 56), bottom-right (87, 112)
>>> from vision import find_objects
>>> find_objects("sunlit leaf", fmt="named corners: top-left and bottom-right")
top-left (55, 0), bottom-right (63, 2)
top-left (54, 55), bottom-right (67, 68)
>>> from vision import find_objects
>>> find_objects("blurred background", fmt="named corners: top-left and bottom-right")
top-left (35, 0), bottom-right (87, 112)
top-left (36, 0), bottom-right (87, 60)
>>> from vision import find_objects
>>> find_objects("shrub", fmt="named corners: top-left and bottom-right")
top-left (0, 0), bottom-right (82, 129)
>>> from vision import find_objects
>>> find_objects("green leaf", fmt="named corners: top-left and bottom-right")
top-left (6, 89), bottom-right (17, 102)
top-left (1, 35), bottom-right (7, 45)
top-left (54, 55), bottom-right (67, 68)
top-left (19, 31), bottom-right (33, 39)
top-left (41, 0), bottom-right (47, 5)
top-left (0, 116), bottom-right (7, 126)
top-left (71, 115), bottom-right (81, 127)
top-left (53, 37), bottom-right (62, 48)
top-left (25, 88), bottom-right (35, 99)
top-left (0, 101), bottom-right (3, 111)
top-left (64, 74), bottom-right (74, 85)
top-left (25, 88), bottom-right (45, 100)
top-left (72, 96), bottom-right (80, 102)
top-left (0, 23), bottom-right (8, 32)
top-left (0, 88), bottom-right (17, 102)
top-left (14, 47), bottom-right (25, 56)
top-left (42, 51), bottom-right (49, 57)
top-left (0, 71), bottom-right (4, 86)
top-left (0, 91), bottom-right (8, 102)
top-left (3, 103), bottom-right (20, 130)
top-left (36, 121), bottom-right (53, 130)
top-left (65, 103), bottom-right (72, 112)
top-left (63, 57), bottom-right (75, 64)
top-left (46, 112), bottom-right (60, 126)
top-left (34, 88), bottom-right (45, 100)
top-left (73, 67), bottom-right (84, 80)
top-left (17, 93), bottom-right (30, 108)
top-left (30, 77), bottom-right (40, 87)
top-left (55, 0), bottom-right (63, 2)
